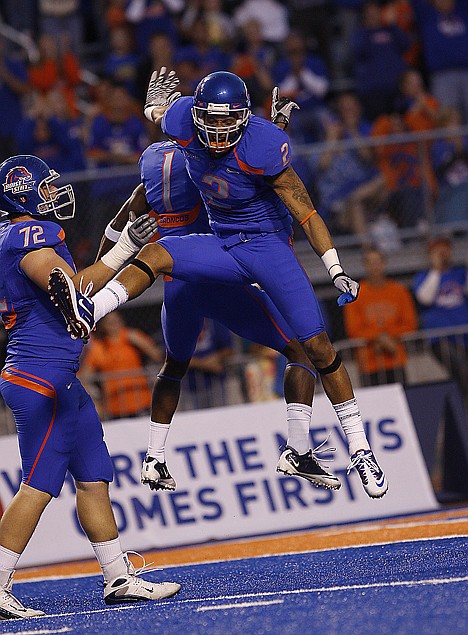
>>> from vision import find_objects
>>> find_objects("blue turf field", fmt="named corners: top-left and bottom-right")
top-left (1, 536), bottom-right (467, 635)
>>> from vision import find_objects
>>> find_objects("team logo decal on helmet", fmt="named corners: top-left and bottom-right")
top-left (192, 71), bottom-right (251, 152)
top-left (3, 167), bottom-right (35, 196)
top-left (0, 155), bottom-right (75, 220)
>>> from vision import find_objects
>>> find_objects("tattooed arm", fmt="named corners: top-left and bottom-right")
top-left (268, 165), bottom-right (334, 257)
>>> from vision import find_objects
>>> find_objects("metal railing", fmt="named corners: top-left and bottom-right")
top-left (1, 325), bottom-right (466, 435)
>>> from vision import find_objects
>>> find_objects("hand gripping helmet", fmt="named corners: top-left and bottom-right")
top-left (192, 71), bottom-right (251, 152)
top-left (0, 155), bottom-right (75, 220)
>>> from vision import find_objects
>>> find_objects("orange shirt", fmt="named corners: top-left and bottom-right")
top-left (344, 279), bottom-right (418, 374)
top-left (83, 327), bottom-right (152, 418)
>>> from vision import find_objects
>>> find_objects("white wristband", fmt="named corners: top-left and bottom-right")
top-left (101, 222), bottom-right (138, 271)
top-left (144, 106), bottom-right (156, 122)
top-left (321, 248), bottom-right (343, 278)
top-left (104, 222), bottom-right (122, 243)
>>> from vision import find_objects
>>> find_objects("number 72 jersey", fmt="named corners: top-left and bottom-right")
top-left (162, 97), bottom-right (294, 236)
top-left (0, 220), bottom-right (83, 364)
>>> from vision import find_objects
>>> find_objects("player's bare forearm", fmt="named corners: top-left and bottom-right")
top-left (270, 166), bottom-right (335, 256)
top-left (95, 184), bottom-right (150, 261)
top-left (147, 105), bottom-right (170, 126)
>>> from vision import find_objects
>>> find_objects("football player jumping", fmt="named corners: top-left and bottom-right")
top-left (50, 68), bottom-right (388, 500)
top-left (0, 155), bottom-right (179, 619)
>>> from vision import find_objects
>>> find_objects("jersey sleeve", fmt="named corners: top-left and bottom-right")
top-left (241, 118), bottom-right (292, 177)
top-left (161, 97), bottom-right (197, 146)
top-left (8, 221), bottom-right (66, 260)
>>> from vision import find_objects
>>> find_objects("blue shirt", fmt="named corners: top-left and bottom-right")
top-left (0, 220), bottom-right (83, 366)
top-left (162, 97), bottom-right (293, 235)
top-left (413, 266), bottom-right (468, 330)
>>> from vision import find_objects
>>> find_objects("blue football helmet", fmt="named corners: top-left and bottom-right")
top-left (192, 71), bottom-right (251, 152)
top-left (0, 155), bottom-right (75, 220)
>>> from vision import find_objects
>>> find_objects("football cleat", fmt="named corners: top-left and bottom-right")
top-left (276, 445), bottom-right (341, 490)
top-left (104, 553), bottom-right (180, 605)
top-left (347, 449), bottom-right (388, 498)
top-left (48, 267), bottom-right (95, 339)
top-left (0, 581), bottom-right (45, 620)
top-left (141, 455), bottom-right (177, 491)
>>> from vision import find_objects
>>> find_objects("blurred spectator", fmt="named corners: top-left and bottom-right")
top-left (233, 0), bottom-right (290, 48)
top-left (431, 107), bottom-right (468, 225)
top-left (413, 235), bottom-right (468, 391)
top-left (16, 92), bottom-right (85, 173)
top-left (175, 17), bottom-right (232, 79)
top-left (125, 0), bottom-right (182, 54)
top-left (398, 67), bottom-right (442, 132)
top-left (411, 0), bottom-right (468, 124)
top-left (230, 19), bottom-right (275, 110)
top-left (382, 0), bottom-right (420, 67)
top-left (371, 106), bottom-right (435, 228)
top-left (86, 81), bottom-right (147, 244)
top-left (38, 0), bottom-right (83, 55)
top-left (352, 0), bottom-right (410, 121)
top-left (186, 319), bottom-right (234, 409)
top-left (288, 1), bottom-right (335, 73)
top-left (332, 0), bottom-right (364, 79)
top-left (313, 91), bottom-right (385, 239)
top-left (273, 31), bottom-right (330, 143)
top-left (81, 311), bottom-right (163, 420)
top-left (135, 31), bottom-right (176, 103)
top-left (0, 38), bottom-right (30, 162)
top-left (103, 25), bottom-right (140, 97)
top-left (27, 33), bottom-right (82, 119)
top-left (0, 0), bottom-right (37, 36)
top-left (106, 0), bottom-right (129, 31)
top-left (344, 247), bottom-right (418, 386)
top-left (180, 0), bottom-right (236, 50)
top-left (243, 343), bottom-right (280, 403)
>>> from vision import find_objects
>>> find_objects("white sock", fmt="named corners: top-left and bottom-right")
top-left (333, 398), bottom-right (370, 455)
top-left (148, 421), bottom-right (170, 462)
top-left (90, 537), bottom-right (126, 583)
top-left (286, 403), bottom-right (312, 455)
top-left (92, 281), bottom-right (129, 323)
top-left (0, 545), bottom-right (20, 588)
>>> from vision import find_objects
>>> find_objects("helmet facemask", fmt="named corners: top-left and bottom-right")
top-left (192, 102), bottom-right (251, 152)
top-left (36, 170), bottom-right (75, 220)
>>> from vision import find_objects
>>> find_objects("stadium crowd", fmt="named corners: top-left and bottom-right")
top-left (0, 0), bottom-right (468, 421)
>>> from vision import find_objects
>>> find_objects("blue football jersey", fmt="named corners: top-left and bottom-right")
top-left (0, 220), bottom-right (83, 365)
top-left (139, 140), bottom-right (210, 236)
top-left (162, 97), bottom-right (293, 235)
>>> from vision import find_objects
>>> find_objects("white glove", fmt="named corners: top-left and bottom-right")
top-left (101, 212), bottom-right (158, 271)
top-left (332, 272), bottom-right (360, 306)
top-left (271, 86), bottom-right (300, 129)
top-left (144, 66), bottom-right (181, 122)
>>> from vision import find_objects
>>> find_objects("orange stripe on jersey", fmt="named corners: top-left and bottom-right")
top-left (299, 210), bottom-right (317, 225)
top-left (57, 228), bottom-right (66, 242)
top-left (157, 201), bottom-right (202, 229)
top-left (234, 148), bottom-right (265, 175)
top-left (244, 286), bottom-right (290, 343)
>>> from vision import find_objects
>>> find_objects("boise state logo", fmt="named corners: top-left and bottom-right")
top-left (3, 166), bottom-right (35, 195)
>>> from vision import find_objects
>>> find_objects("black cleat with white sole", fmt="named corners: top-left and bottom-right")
top-left (276, 445), bottom-right (341, 490)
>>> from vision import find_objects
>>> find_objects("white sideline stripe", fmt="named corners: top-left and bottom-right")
top-left (14, 575), bottom-right (468, 621)
top-left (1, 628), bottom-right (72, 635)
top-left (197, 599), bottom-right (284, 612)
top-left (16, 532), bottom-right (467, 583)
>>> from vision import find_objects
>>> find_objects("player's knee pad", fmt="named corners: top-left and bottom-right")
top-left (315, 353), bottom-right (342, 376)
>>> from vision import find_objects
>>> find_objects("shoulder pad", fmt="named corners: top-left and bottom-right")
top-left (8, 220), bottom-right (65, 255)
top-left (238, 117), bottom-right (292, 176)
top-left (161, 97), bottom-right (197, 147)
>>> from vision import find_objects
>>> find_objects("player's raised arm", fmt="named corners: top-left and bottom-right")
top-left (269, 166), bottom-right (360, 305)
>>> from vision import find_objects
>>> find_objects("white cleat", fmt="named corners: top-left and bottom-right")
top-left (347, 449), bottom-right (389, 498)
top-left (104, 553), bottom-right (180, 605)
top-left (0, 583), bottom-right (45, 620)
